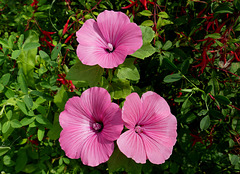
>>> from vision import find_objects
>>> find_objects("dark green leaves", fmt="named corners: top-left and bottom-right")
top-left (164, 74), bottom-right (182, 83)
top-left (200, 115), bottom-right (210, 130)
top-left (117, 58), bottom-right (140, 81)
top-left (215, 95), bottom-right (231, 105)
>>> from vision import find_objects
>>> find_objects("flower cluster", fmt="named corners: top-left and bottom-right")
top-left (59, 87), bottom-right (177, 166)
top-left (59, 10), bottom-right (177, 167)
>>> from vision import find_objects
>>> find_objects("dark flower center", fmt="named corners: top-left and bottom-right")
top-left (135, 125), bottom-right (144, 134)
top-left (106, 43), bottom-right (115, 53)
top-left (92, 122), bottom-right (103, 132)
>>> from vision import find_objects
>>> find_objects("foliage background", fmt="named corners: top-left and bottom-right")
top-left (0, 0), bottom-right (240, 173)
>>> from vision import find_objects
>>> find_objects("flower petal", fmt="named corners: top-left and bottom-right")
top-left (139, 91), bottom-right (171, 125)
top-left (97, 10), bottom-right (130, 44)
top-left (79, 87), bottom-right (111, 122)
top-left (115, 23), bottom-right (143, 55)
top-left (100, 103), bottom-right (123, 141)
top-left (117, 130), bottom-right (146, 164)
top-left (59, 125), bottom-right (95, 159)
top-left (141, 133), bottom-right (174, 164)
top-left (80, 135), bottom-right (114, 167)
top-left (143, 114), bottom-right (177, 147)
top-left (122, 93), bottom-right (142, 129)
top-left (76, 19), bottom-right (107, 66)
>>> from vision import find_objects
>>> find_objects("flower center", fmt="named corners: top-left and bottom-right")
top-left (92, 122), bottom-right (103, 132)
top-left (135, 125), bottom-right (144, 134)
top-left (106, 43), bottom-right (114, 53)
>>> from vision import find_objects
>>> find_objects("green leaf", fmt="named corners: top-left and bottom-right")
top-left (164, 73), bottom-right (182, 83)
top-left (131, 43), bottom-right (155, 59)
top-left (158, 12), bottom-right (170, 18)
top-left (20, 117), bottom-right (35, 126)
top-left (141, 20), bottom-right (154, 27)
top-left (51, 43), bottom-right (62, 60)
top-left (17, 69), bottom-right (28, 94)
top-left (36, 115), bottom-right (47, 125)
top-left (234, 0), bottom-right (240, 10)
top-left (66, 60), bottom-right (104, 86)
top-left (38, 126), bottom-right (45, 141)
top-left (108, 147), bottom-right (142, 174)
top-left (109, 79), bottom-right (131, 99)
top-left (181, 59), bottom-right (190, 75)
top-left (162, 40), bottom-right (172, 50)
top-left (200, 115), bottom-right (210, 130)
top-left (0, 38), bottom-right (10, 49)
top-left (6, 110), bottom-right (12, 120)
top-left (22, 43), bottom-right (40, 51)
top-left (23, 95), bottom-right (33, 110)
top-left (204, 33), bottom-right (221, 39)
top-left (0, 73), bottom-right (10, 86)
top-left (229, 154), bottom-right (239, 166)
top-left (54, 85), bottom-right (69, 110)
top-left (140, 26), bottom-right (155, 43)
top-left (163, 58), bottom-right (178, 71)
top-left (10, 119), bottom-right (22, 128)
top-left (39, 50), bottom-right (50, 61)
top-left (47, 113), bottom-right (62, 140)
top-left (117, 58), bottom-right (140, 81)
top-left (22, 164), bottom-right (38, 173)
top-left (214, 3), bottom-right (234, 14)
top-left (11, 50), bottom-right (21, 59)
top-left (157, 18), bottom-right (173, 28)
top-left (2, 121), bottom-right (11, 134)
top-left (215, 95), bottom-right (230, 105)
top-left (0, 147), bottom-right (10, 156)
top-left (16, 100), bottom-right (28, 115)
top-left (139, 10), bottom-right (152, 16)
top-left (17, 34), bottom-right (24, 49)
top-left (15, 149), bottom-right (28, 173)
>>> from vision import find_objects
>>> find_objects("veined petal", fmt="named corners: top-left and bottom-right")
top-left (141, 133), bottom-right (174, 164)
top-left (80, 135), bottom-right (114, 167)
top-left (122, 93), bottom-right (142, 129)
top-left (117, 130), bottom-right (146, 164)
top-left (79, 87), bottom-right (111, 122)
top-left (97, 10), bottom-right (130, 44)
top-left (115, 23), bottom-right (143, 55)
top-left (139, 91), bottom-right (171, 125)
top-left (143, 114), bottom-right (177, 147)
top-left (100, 103), bottom-right (123, 141)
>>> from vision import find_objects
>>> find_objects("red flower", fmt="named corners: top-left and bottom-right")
top-left (31, 0), bottom-right (39, 7)
top-left (57, 74), bottom-right (75, 92)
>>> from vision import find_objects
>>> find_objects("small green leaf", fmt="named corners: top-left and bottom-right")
top-left (2, 121), bottom-right (11, 134)
top-left (54, 85), bottom-right (68, 110)
top-left (215, 95), bottom-right (230, 105)
top-left (131, 43), bottom-right (155, 59)
top-left (0, 73), bottom-right (11, 86)
top-left (0, 147), bottom-right (10, 156)
top-left (229, 154), bottom-right (239, 166)
top-left (38, 126), bottom-right (45, 141)
top-left (140, 26), bottom-right (155, 43)
top-left (158, 12), bottom-right (170, 18)
top-left (10, 119), bottom-right (22, 128)
top-left (23, 95), bottom-right (33, 110)
top-left (109, 79), bottom-right (131, 99)
top-left (162, 40), bottom-right (172, 50)
top-left (0, 38), bottom-right (10, 49)
top-left (117, 58), bottom-right (140, 81)
top-left (6, 110), bottom-right (12, 120)
top-left (23, 43), bottom-right (40, 51)
top-left (39, 50), bottom-right (50, 61)
top-left (164, 74), bottom-right (182, 83)
top-left (16, 101), bottom-right (28, 115)
top-left (17, 34), bottom-right (24, 49)
top-left (205, 33), bottom-right (221, 39)
top-left (15, 149), bottom-right (28, 173)
top-left (18, 70), bottom-right (28, 94)
top-left (51, 43), bottom-right (62, 60)
top-left (181, 59), bottom-right (190, 75)
top-left (141, 20), bottom-right (154, 27)
top-left (11, 50), bottom-right (21, 59)
top-left (139, 10), bottom-right (152, 16)
top-left (200, 115), bottom-right (210, 130)
top-left (163, 58), bottom-right (178, 71)
top-left (20, 117), bottom-right (35, 126)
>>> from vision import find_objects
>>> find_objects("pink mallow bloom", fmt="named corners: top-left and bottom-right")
top-left (59, 87), bottom-right (123, 167)
top-left (117, 92), bottom-right (177, 164)
top-left (76, 10), bottom-right (143, 68)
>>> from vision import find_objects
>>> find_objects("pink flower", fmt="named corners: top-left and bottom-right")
top-left (117, 92), bottom-right (177, 164)
top-left (59, 87), bottom-right (123, 167)
top-left (76, 10), bottom-right (143, 68)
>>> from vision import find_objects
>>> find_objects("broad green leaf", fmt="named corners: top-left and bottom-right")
top-left (117, 58), bottom-right (140, 81)
top-left (17, 34), bottom-right (24, 49)
top-left (23, 43), bottom-right (40, 51)
top-left (23, 95), bottom-right (33, 110)
top-left (38, 126), bottom-right (45, 141)
top-left (8, 35), bottom-right (14, 49)
top-left (54, 85), bottom-right (68, 110)
top-left (6, 110), bottom-right (12, 120)
top-left (181, 97), bottom-right (191, 115)
top-left (15, 149), bottom-right (28, 173)
top-left (51, 43), bottom-right (61, 60)
top-left (162, 40), bottom-right (172, 50)
top-left (17, 69), bottom-right (28, 94)
top-left (108, 147), bottom-right (142, 174)
top-left (200, 115), bottom-right (210, 130)
top-left (0, 147), bottom-right (10, 156)
top-left (16, 100), bottom-right (28, 115)
top-left (141, 20), bottom-right (154, 27)
top-left (0, 73), bottom-right (10, 86)
top-left (158, 11), bottom-right (170, 18)
top-left (108, 79), bottom-right (131, 99)
top-left (47, 113), bottom-right (62, 140)
top-left (215, 95), bottom-right (230, 105)
top-left (131, 43), bottom-right (155, 59)
top-left (11, 50), bottom-right (21, 59)
top-left (157, 18), bottom-right (173, 28)
top-left (229, 154), bottom-right (239, 166)
top-left (20, 117), bottom-right (35, 126)
top-left (181, 59), bottom-right (190, 75)
top-left (0, 38), bottom-right (10, 49)
top-left (3, 155), bottom-right (13, 166)
top-left (22, 164), bottom-right (38, 173)
top-left (36, 115), bottom-right (47, 125)
top-left (164, 74), bottom-right (182, 83)
top-left (139, 10), bottom-right (152, 16)
top-left (2, 121), bottom-right (11, 134)
top-left (66, 60), bottom-right (104, 86)
top-left (39, 50), bottom-right (50, 61)
top-left (140, 26), bottom-right (155, 43)
top-left (18, 30), bottom-right (39, 87)
top-left (163, 58), bottom-right (178, 71)
top-left (10, 119), bottom-right (22, 128)
top-left (204, 33), bottom-right (221, 39)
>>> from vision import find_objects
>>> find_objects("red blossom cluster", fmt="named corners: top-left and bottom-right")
top-left (57, 74), bottom-right (75, 92)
